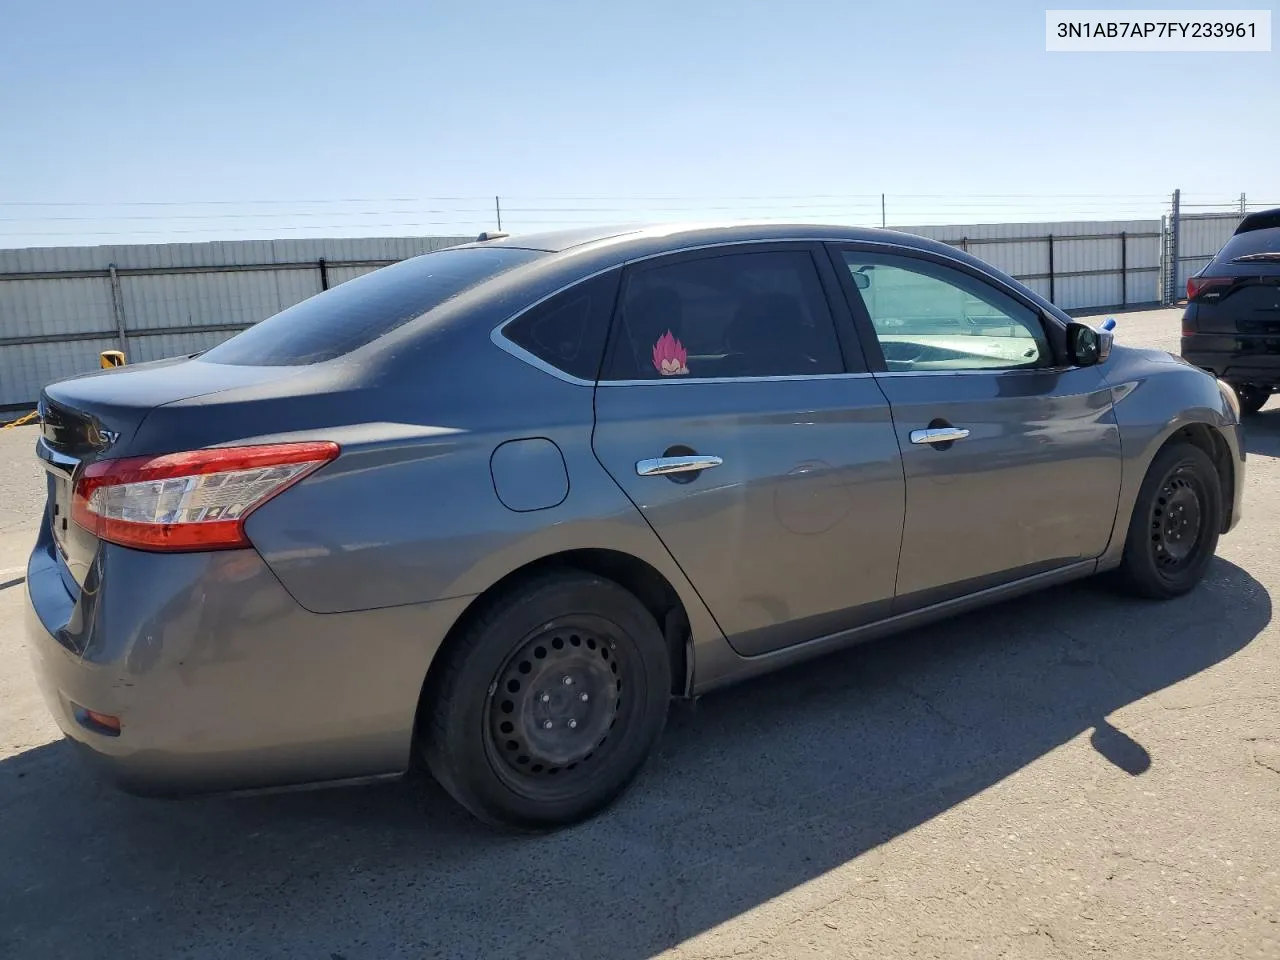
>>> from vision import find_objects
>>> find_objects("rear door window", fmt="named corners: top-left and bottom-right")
top-left (601, 248), bottom-right (847, 381)
top-left (200, 247), bottom-right (542, 366)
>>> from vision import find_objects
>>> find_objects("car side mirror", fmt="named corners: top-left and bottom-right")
top-left (1066, 320), bottom-right (1113, 367)
top-left (852, 271), bottom-right (870, 290)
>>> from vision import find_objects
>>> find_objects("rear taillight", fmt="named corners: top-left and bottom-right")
top-left (72, 441), bottom-right (339, 552)
top-left (1187, 276), bottom-right (1235, 301)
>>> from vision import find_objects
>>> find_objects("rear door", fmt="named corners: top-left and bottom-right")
top-left (829, 245), bottom-right (1123, 611)
top-left (590, 243), bottom-right (906, 656)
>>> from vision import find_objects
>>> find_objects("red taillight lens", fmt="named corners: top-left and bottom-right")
top-left (72, 441), bottom-right (339, 552)
top-left (1187, 276), bottom-right (1234, 301)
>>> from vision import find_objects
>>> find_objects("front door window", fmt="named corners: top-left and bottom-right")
top-left (840, 253), bottom-right (1050, 372)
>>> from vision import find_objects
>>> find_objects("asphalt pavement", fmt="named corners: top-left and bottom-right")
top-left (1, 307), bottom-right (1278, 959)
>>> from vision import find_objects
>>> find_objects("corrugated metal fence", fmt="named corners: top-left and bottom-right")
top-left (1175, 212), bottom-right (1246, 292)
top-left (0, 214), bottom-right (1249, 408)
top-left (0, 236), bottom-right (469, 407)
top-left (906, 219), bottom-right (1163, 312)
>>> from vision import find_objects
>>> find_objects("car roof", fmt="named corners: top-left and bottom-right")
top-left (452, 221), bottom-right (955, 259)
top-left (463, 225), bottom-right (646, 252)
top-left (432, 221), bottom-right (1073, 338)
top-left (1234, 207), bottom-right (1280, 235)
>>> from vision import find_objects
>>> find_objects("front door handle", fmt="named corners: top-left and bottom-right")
top-left (910, 426), bottom-right (971, 445)
top-left (636, 455), bottom-right (724, 477)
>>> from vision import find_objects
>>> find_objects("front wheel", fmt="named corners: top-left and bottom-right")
top-left (1115, 442), bottom-right (1222, 599)
top-left (421, 570), bottom-right (671, 830)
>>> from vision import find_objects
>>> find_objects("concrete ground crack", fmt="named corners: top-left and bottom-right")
top-left (1249, 739), bottom-right (1280, 774)
top-left (1012, 926), bottom-right (1069, 957)
top-left (1049, 626), bottom-right (1152, 703)
top-left (681, 948), bottom-right (764, 960)
top-left (789, 892), bottom-right (850, 926)
top-left (1159, 693), bottom-right (1279, 712)
top-left (789, 889), bottom-right (884, 929)
top-left (890, 677), bottom-right (974, 731)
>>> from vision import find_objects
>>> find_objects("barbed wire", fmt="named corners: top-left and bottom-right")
top-left (0, 193), bottom-right (1268, 243)
top-left (0, 192), bottom-right (1176, 207)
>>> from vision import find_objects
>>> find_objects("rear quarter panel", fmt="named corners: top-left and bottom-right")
top-left (235, 346), bottom-right (724, 653)
top-left (1098, 346), bottom-right (1242, 567)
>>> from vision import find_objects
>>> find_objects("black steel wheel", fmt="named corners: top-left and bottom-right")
top-left (1116, 442), bottom-right (1222, 599)
top-left (421, 570), bottom-right (671, 829)
top-left (1149, 469), bottom-right (1204, 571)
top-left (485, 618), bottom-right (625, 791)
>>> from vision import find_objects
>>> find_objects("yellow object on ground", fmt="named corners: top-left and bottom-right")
top-left (1, 411), bottom-right (38, 430)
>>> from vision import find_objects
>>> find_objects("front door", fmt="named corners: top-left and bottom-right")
top-left (591, 244), bottom-right (906, 656)
top-left (831, 246), bottom-right (1124, 610)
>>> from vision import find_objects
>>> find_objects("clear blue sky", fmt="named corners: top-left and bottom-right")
top-left (1, 0), bottom-right (1276, 246)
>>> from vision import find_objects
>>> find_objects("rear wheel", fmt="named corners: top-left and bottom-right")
top-left (1115, 442), bottom-right (1221, 599)
top-left (421, 570), bottom-right (671, 829)
top-left (1231, 383), bottom-right (1269, 415)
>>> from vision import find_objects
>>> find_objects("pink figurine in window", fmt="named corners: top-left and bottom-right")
top-left (651, 331), bottom-right (689, 376)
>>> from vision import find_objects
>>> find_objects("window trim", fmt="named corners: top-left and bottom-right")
top-left (495, 267), bottom-right (622, 384)
top-left (489, 265), bottom-right (623, 386)
top-left (490, 235), bottom-right (1069, 384)
top-left (596, 371), bottom-right (874, 388)
top-left (824, 242), bottom-right (1070, 376)
top-left (598, 241), bottom-right (859, 385)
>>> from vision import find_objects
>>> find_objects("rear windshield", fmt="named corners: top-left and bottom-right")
top-left (1218, 227), bottom-right (1280, 263)
top-left (199, 246), bottom-right (542, 366)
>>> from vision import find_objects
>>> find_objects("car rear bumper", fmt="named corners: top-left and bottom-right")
top-left (1182, 334), bottom-right (1280, 385)
top-left (24, 520), bottom-right (472, 797)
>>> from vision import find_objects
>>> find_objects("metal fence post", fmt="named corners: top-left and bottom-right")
top-left (1166, 189), bottom-right (1181, 303)
top-left (1120, 231), bottom-right (1127, 305)
top-left (1159, 215), bottom-right (1168, 303)
top-left (318, 257), bottom-right (329, 291)
top-left (1047, 234), bottom-right (1055, 304)
top-left (107, 264), bottom-right (128, 354)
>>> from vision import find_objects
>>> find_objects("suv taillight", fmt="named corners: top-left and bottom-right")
top-left (72, 441), bottom-right (339, 552)
top-left (1187, 276), bottom-right (1235, 301)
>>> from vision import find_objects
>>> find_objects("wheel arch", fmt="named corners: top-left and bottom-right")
top-left (413, 548), bottom-right (694, 761)
top-left (1102, 413), bottom-right (1239, 571)
top-left (1166, 421), bottom-right (1236, 533)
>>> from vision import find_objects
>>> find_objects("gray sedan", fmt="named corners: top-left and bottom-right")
top-left (25, 224), bottom-right (1244, 829)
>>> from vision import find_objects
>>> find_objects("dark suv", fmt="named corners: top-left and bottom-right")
top-left (1182, 207), bottom-right (1280, 414)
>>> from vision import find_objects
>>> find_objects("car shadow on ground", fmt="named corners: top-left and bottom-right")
top-left (0, 559), bottom-right (1269, 959)
top-left (1243, 407), bottom-right (1280, 458)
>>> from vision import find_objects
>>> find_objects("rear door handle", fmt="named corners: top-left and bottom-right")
top-left (910, 427), bottom-right (971, 445)
top-left (636, 455), bottom-right (724, 477)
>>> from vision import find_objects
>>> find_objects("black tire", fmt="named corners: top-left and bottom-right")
top-left (421, 570), bottom-right (671, 830)
top-left (1115, 442), bottom-right (1221, 600)
top-left (1233, 384), bottom-right (1269, 416)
